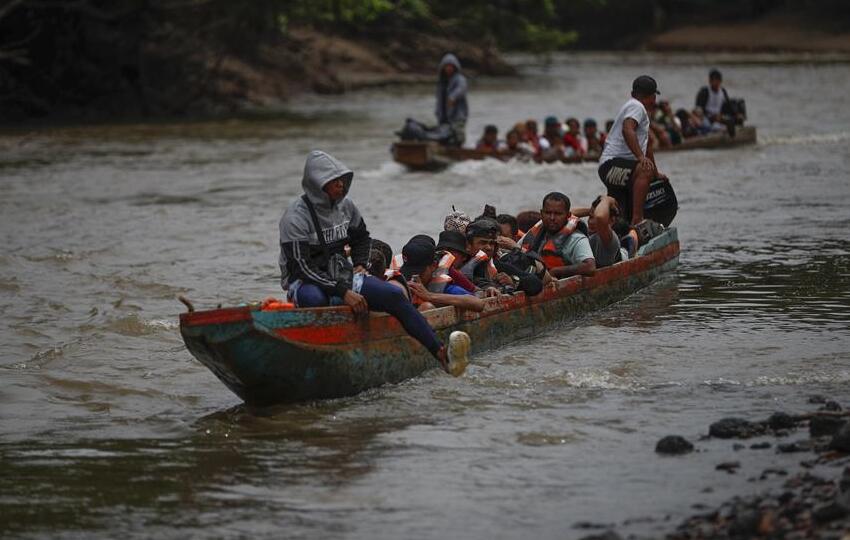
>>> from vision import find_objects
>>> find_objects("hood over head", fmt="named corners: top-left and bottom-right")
top-left (301, 150), bottom-right (354, 206)
top-left (438, 53), bottom-right (461, 74)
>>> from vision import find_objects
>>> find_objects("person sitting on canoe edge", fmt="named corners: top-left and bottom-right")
top-left (573, 195), bottom-right (636, 266)
top-left (519, 192), bottom-right (596, 279)
top-left (435, 53), bottom-right (468, 147)
top-left (475, 124), bottom-right (502, 154)
top-left (388, 237), bottom-right (485, 313)
top-left (279, 150), bottom-right (470, 374)
top-left (597, 75), bottom-right (671, 226)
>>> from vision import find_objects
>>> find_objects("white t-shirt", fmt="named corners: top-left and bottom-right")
top-left (600, 98), bottom-right (649, 163)
top-left (705, 88), bottom-right (725, 117)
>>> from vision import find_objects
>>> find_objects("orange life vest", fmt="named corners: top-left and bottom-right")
top-left (460, 249), bottom-right (498, 280)
top-left (520, 216), bottom-right (580, 269)
top-left (428, 252), bottom-right (455, 293)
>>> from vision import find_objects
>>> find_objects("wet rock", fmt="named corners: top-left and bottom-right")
top-left (830, 423), bottom-right (850, 453)
top-left (727, 510), bottom-right (760, 536)
top-left (655, 435), bottom-right (694, 455)
top-left (778, 439), bottom-right (814, 453)
top-left (820, 400), bottom-right (843, 412)
top-left (809, 395), bottom-right (828, 404)
top-left (750, 441), bottom-right (772, 450)
top-left (810, 416), bottom-right (847, 438)
top-left (733, 443), bottom-right (745, 451)
top-left (716, 461), bottom-right (741, 473)
top-left (768, 412), bottom-right (796, 430)
top-left (812, 500), bottom-right (849, 523)
top-left (709, 417), bottom-right (764, 439)
top-left (839, 467), bottom-right (850, 492)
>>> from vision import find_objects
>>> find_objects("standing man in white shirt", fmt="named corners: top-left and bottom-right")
top-left (597, 75), bottom-right (669, 226)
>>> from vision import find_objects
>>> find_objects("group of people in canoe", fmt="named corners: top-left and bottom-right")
top-left (472, 68), bottom-right (747, 162)
top-left (279, 72), bottom-right (680, 374)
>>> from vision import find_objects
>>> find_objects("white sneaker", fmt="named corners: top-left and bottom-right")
top-left (446, 330), bottom-right (471, 377)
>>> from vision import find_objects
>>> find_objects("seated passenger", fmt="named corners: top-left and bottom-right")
top-left (279, 150), bottom-right (468, 372)
top-left (502, 129), bottom-right (535, 161)
top-left (584, 118), bottom-right (605, 159)
top-left (675, 108), bottom-right (699, 139)
top-left (655, 100), bottom-right (683, 145)
top-left (515, 210), bottom-right (541, 238)
top-left (540, 116), bottom-right (566, 162)
top-left (525, 119), bottom-right (547, 157)
top-left (461, 219), bottom-right (512, 295)
top-left (395, 237), bottom-right (485, 312)
top-left (588, 196), bottom-right (630, 267)
top-left (476, 124), bottom-right (502, 154)
top-left (436, 230), bottom-right (476, 293)
top-left (496, 213), bottom-right (520, 242)
top-left (519, 192), bottom-right (596, 278)
top-left (563, 117), bottom-right (585, 158)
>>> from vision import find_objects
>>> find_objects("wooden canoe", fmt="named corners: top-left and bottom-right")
top-left (391, 126), bottom-right (756, 170)
top-left (657, 125), bottom-right (757, 152)
top-left (180, 228), bottom-right (680, 406)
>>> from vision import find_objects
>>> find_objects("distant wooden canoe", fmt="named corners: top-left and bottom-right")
top-left (179, 229), bottom-right (680, 406)
top-left (657, 126), bottom-right (757, 152)
top-left (391, 126), bottom-right (757, 170)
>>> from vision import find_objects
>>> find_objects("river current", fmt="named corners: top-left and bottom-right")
top-left (1, 53), bottom-right (849, 539)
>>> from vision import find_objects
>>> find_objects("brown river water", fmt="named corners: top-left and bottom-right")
top-left (1, 53), bottom-right (849, 539)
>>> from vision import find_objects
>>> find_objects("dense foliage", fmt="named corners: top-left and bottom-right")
top-left (0, 0), bottom-right (841, 121)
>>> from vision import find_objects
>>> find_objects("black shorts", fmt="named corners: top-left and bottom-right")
top-left (598, 157), bottom-right (637, 191)
top-left (598, 158), bottom-right (637, 220)
top-left (598, 158), bottom-right (678, 226)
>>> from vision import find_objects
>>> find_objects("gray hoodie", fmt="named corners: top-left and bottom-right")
top-left (279, 151), bottom-right (371, 296)
top-left (435, 53), bottom-right (468, 126)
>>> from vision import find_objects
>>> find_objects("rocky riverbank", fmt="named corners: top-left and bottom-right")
top-left (580, 398), bottom-right (850, 540)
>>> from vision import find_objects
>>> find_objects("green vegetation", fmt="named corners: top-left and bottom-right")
top-left (0, 0), bottom-right (839, 121)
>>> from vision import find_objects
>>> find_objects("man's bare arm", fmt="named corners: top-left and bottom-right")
top-left (549, 258), bottom-right (596, 278)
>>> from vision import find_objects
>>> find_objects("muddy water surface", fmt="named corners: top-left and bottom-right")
top-left (1, 53), bottom-right (850, 539)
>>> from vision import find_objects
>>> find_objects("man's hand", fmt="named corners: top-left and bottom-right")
top-left (496, 236), bottom-right (518, 250)
top-left (343, 290), bottom-right (368, 316)
top-left (353, 265), bottom-right (367, 274)
top-left (407, 281), bottom-right (431, 303)
top-left (495, 272), bottom-right (513, 286)
top-left (637, 156), bottom-right (654, 174)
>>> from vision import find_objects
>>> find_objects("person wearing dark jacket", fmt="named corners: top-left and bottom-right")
top-left (695, 68), bottom-right (743, 135)
top-left (279, 150), bottom-right (469, 374)
top-left (435, 53), bottom-right (468, 146)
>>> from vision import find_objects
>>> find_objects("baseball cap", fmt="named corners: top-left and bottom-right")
top-left (632, 75), bottom-right (660, 96)
top-left (544, 115), bottom-right (560, 126)
top-left (400, 239), bottom-right (436, 278)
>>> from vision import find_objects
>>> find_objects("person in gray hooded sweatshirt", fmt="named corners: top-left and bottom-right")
top-left (435, 53), bottom-right (468, 146)
top-left (279, 150), bottom-right (470, 374)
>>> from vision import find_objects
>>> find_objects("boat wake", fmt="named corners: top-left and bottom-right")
top-left (761, 131), bottom-right (850, 146)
